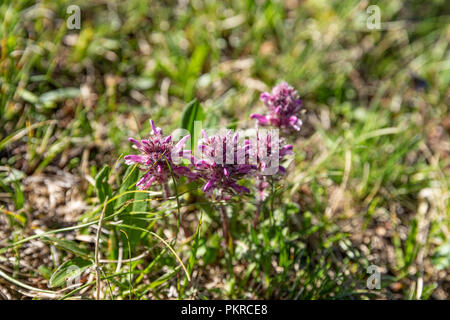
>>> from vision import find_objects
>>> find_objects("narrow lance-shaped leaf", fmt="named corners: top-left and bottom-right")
top-left (49, 257), bottom-right (92, 288)
top-left (95, 165), bottom-right (114, 216)
top-left (180, 99), bottom-right (204, 150)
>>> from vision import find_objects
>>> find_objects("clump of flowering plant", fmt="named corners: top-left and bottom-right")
top-left (250, 81), bottom-right (303, 132)
top-left (123, 82), bottom-right (304, 245)
top-left (124, 119), bottom-right (196, 190)
top-left (194, 129), bottom-right (256, 200)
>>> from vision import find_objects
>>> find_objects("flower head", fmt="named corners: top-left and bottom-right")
top-left (194, 130), bottom-right (256, 199)
top-left (255, 130), bottom-right (293, 175)
top-left (124, 119), bottom-right (196, 190)
top-left (254, 130), bottom-right (293, 200)
top-left (251, 82), bottom-right (303, 132)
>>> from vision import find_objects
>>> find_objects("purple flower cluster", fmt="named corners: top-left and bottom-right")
top-left (251, 81), bottom-right (303, 132)
top-left (124, 120), bottom-right (196, 190)
top-left (194, 130), bottom-right (256, 199)
top-left (250, 81), bottom-right (301, 200)
top-left (124, 82), bottom-right (301, 201)
top-left (254, 130), bottom-right (293, 200)
top-left (125, 121), bottom-right (256, 199)
top-left (255, 130), bottom-right (293, 176)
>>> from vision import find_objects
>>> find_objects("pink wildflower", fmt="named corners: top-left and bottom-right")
top-left (124, 119), bottom-right (196, 190)
top-left (251, 82), bottom-right (303, 132)
top-left (194, 130), bottom-right (256, 199)
top-left (254, 130), bottom-right (293, 200)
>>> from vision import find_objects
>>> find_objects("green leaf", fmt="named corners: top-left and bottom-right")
top-left (49, 257), bottom-right (92, 288)
top-left (420, 283), bottom-right (438, 300)
top-left (95, 165), bottom-right (114, 216)
top-left (404, 218), bottom-right (419, 267)
top-left (432, 241), bottom-right (450, 270)
top-left (18, 89), bottom-right (39, 104)
top-left (188, 216), bottom-right (202, 276)
top-left (115, 165), bottom-right (138, 208)
top-left (109, 164), bottom-right (139, 261)
top-left (180, 99), bottom-right (205, 150)
top-left (38, 265), bottom-right (52, 280)
top-left (44, 236), bottom-right (90, 258)
top-left (0, 120), bottom-right (56, 152)
top-left (12, 181), bottom-right (24, 210)
top-left (116, 165), bottom-right (148, 255)
top-left (186, 45), bottom-right (208, 78)
top-left (120, 184), bottom-right (148, 253)
top-left (3, 168), bottom-right (25, 183)
top-left (39, 88), bottom-right (80, 109)
top-left (95, 165), bottom-right (111, 203)
top-left (184, 45), bottom-right (209, 100)
top-left (148, 267), bottom-right (180, 289)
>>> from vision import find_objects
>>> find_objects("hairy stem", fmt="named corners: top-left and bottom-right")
top-left (252, 202), bottom-right (261, 228)
top-left (219, 205), bottom-right (231, 249)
